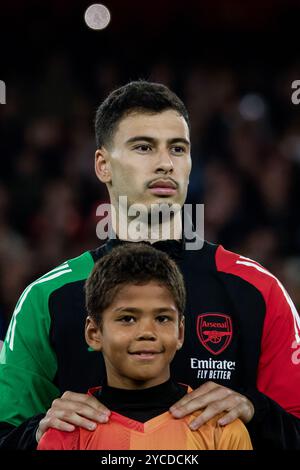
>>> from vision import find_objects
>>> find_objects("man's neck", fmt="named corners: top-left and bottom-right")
top-left (112, 203), bottom-right (183, 243)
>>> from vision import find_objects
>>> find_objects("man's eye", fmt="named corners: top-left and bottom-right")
top-left (134, 144), bottom-right (152, 152)
top-left (171, 146), bottom-right (185, 155)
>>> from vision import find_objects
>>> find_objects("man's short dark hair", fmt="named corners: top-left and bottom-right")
top-left (95, 80), bottom-right (190, 149)
top-left (85, 243), bottom-right (186, 324)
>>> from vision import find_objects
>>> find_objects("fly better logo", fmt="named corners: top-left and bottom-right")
top-left (0, 80), bottom-right (6, 104)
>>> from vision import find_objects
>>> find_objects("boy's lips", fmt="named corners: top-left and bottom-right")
top-left (129, 350), bottom-right (163, 360)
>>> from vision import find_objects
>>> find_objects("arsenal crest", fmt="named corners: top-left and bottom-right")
top-left (197, 313), bottom-right (233, 356)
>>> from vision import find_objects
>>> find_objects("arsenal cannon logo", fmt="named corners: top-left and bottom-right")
top-left (197, 313), bottom-right (233, 355)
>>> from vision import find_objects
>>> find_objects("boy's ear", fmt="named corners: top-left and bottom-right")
top-left (95, 148), bottom-right (112, 184)
top-left (85, 316), bottom-right (102, 352)
top-left (176, 315), bottom-right (185, 351)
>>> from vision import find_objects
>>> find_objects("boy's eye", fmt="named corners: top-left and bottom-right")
top-left (156, 315), bottom-right (171, 323)
top-left (119, 315), bottom-right (136, 323)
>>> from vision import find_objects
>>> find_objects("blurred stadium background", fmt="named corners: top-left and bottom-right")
top-left (1, 0), bottom-right (300, 339)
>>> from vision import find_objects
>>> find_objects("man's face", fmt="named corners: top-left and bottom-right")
top-left (97, 110), bottom-right (191, 210)
top-left (86, 281), bottom-right (184, 389)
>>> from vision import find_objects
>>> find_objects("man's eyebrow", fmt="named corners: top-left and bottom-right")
top-left (125, 136), bottom-right (156, 145)
top-left (167, 137), bottom-right (190, 147)
top-left (125, 136), bottom-right (190, 146)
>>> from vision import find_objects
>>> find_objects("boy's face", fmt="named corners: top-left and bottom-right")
top-left (95, 110), bottom-right (191, 211)
top-left (85, 281), bottom-right (184, 389)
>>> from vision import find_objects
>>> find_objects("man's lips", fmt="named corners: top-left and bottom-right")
top-left (148, 179), bottom-right (177, 196)
top-left (149, 180), bottom-right (177, 189)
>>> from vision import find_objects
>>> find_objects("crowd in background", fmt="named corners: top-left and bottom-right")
top-left (1, 52), bottom-right (300, 339)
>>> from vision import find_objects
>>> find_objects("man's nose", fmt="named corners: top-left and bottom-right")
top-left (155, 149), bottom-right (174, 173)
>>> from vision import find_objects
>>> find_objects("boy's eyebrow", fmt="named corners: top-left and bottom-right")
top-left (125, 136), bottom-right (190, 147)
top-left (113, 306), bottom-right (178, 314)
top-left (114, 307), bottom-right (142, 313)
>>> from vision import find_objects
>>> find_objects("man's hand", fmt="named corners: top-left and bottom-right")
top-left (36, 391), bottom-right (110, 442)
top-left (169, 381), bottom-right (254, 430)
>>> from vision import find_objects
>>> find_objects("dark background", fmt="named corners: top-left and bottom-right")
top-left (1, 0), bottom-right (300, 338)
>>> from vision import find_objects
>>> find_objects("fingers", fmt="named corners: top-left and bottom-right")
top-left (170, 381), bottom-right (219, 411)
top-left (38, 416), bottom-right (76, 436)
top-left (218, 397), bottom-right (254, 426)
top-left (36, 414), bottom-right (77, 443)
top-left (54, 391), bottom-right (110, 420)
top-left (170, 382), bottom-right (232, 417)
top-left (189, 395), bottom-right (237, 430)
top-left (36, 391), bottom-right (111, 442)
top-left (60, 391), bottom-right (110, 414)
top-left (47, 407), bottom-right (107, 430)
top-left (218, 407), bottom-right (242, 426)
top-left (189, 395), bottom-right (254, 430)
top-left (52, 397), bottom-right (109, 422)
top-left (38, 409), bottom-right (96, 437)
top-left (170, 382), bottom-right (255, 430)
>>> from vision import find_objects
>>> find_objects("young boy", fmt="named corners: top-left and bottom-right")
top-left (38, 243), bottom-right (252, 450)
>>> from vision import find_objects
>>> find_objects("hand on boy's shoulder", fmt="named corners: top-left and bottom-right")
top-left (169, 381), bottom-right (254, 431)
top-left (36, 391), bottom-right (111, 443)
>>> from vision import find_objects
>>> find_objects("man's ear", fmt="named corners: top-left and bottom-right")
top-left (95, 148), bottom-right (112, 183)
top-left (85, 316), bottom-right (102, 351)
top-left (176, 315), bottom-right (185, 351)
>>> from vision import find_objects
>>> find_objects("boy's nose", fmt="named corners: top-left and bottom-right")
top-left (136, 320), bottom-right (157, 341)
top-left (136, 331), bottom-right (157, 341)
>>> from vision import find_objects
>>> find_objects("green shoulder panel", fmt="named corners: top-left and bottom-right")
top-left (0, 250), bottom-right (95, 426)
